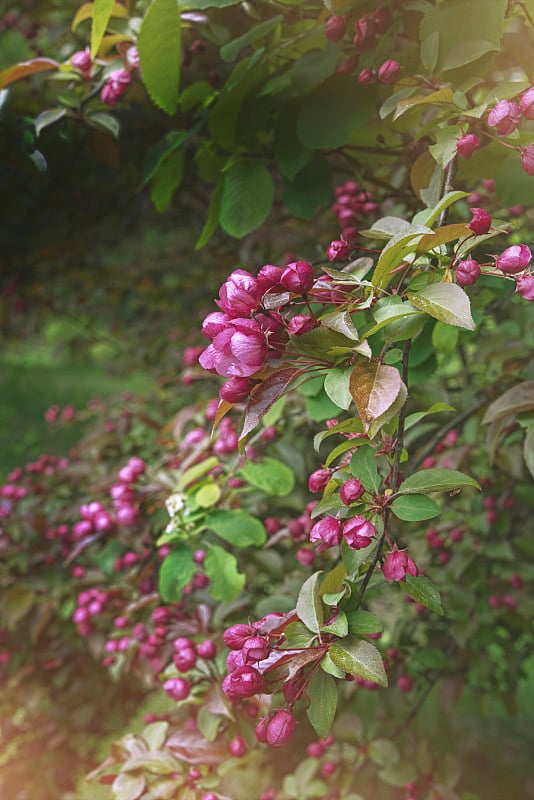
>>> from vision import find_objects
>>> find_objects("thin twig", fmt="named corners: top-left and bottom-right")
top-left (412, 395), bottom-right (488, 469)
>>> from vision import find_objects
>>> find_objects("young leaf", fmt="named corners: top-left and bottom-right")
top-left (0, 58), bottom-right (59, 90)
top-left (349, 445), bottom-right (380, 493)
top-left (296, 572), bottom-right (324, 633)
top-left (349, 362), bottom-right (401, 432)
top-left (390, 494), bottom-right (441, 521)
top-left (91, 0), bottom-right (118, 59)
top-left (398, 468), bottom-right (480, 495)
top-left (220, 160), bottom-right (274, 238)
top-left (239, 456), bottom-right (295, 496)
top-left (306, 669), bottom-right (338, 739)
top-left (205, 509), bottom-right (266, 547)
top-left (322, 611), bottom-right (348, 637)
top-left (240, 367), bottom-right (302, 440)
top-left (329, 636), bottom-right (388, 686)
top-left (371, 226), bottom-right (432, 289)
top-left (401, 575), bottom-right (444, 616)
top-left (159, 545), bottom-right (196, 602)
top-left (138, 0), bottom-right (181, 115)
top-left (408, 283), bottom-right (476, 330)
top-left (324, 367), bottom-right (353, 411)
top-left (204, 544), bottom-right (245, 601)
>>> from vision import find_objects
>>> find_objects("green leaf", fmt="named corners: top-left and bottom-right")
top-left (87, 111), bottom-right (120, 138)
top-left (159, 545), bottom-right (196, 602)
top-left (138, 0), bottom-right (181, 115)
top-left (291, 43), bottom-right (338, 92)
top-left (349, 445), bottom-right (380, 493)
top-left (220, 160), bottom-right (274, 238)
top-left (2, 585), bottom-right (35, 629)
top-left (442, 39), bottom-right (498, 71)
top-left (421, 30), bottom-right (440, 74)
top-left (523, 426), bottom-right (534, 480)
top-left (274, 110), bottom-right (312, 179)
top-left (282, 153), bottom-right (331, 220)
top-left (150, 149), bottom-right (185, 212)
top-left (431, 320), bottom-right (460, 354)
top-left (346, 610), bottom-right (383, 635)
top-left (297, 75), bottom-right (372, 150)
top-left (429, 126), bottom-right (463, 169)
top-left (371, 226), bottom-right (433, 289)
top-left (482, 381), bottom-right (534, 424)
top-left (379, 760), bottom-right (418, 787)
top-left (220, 15), bottom-right (282, 62)
top-left (364, 297), bottom-right (421, 339)
top-left (208, 57), bottom-right (265, 149)
top-left (112, 772), bottom-right (145, 800)
top-left (398, 468), bottom-right (480, 495)
top-left (404, 401), bottom-right (455, 430)
top-left (320, 309), bottom-right (360, 341)
top-left (205, 509), bottom-right (266, 547)
top-left (179, 456), bottom-right (219, 489)
top-left (369, 738), bottom-right (399, 767)
top-left (329, 636), bottom-right (388, 686)
top-left (144, 130), bottom-right (190, 184)
top-left (349, 361), bottom-right (401, 432)
top-left (391, 494), bottom-right (441, 521)
top-left (34, 108), bottom-right (66, 136)
top-left (196, 180), bottom-right (223, 249)
top-left (296, 572), bottom-right (324, 633)
top-left (322, 610), bottom-right (348, 637)
top-left (324, 367), bottom-right (353, 411)
top-left (142, 721), bottom-right (169, 750)
top-left (204, 544), bottom-right (245, 601)
top-left (408, 283), bottom-right (476, 331)
top-left (402, 574), bottom-right (444, 616)
top-left (90, 0), bottom-right (116, 59)
top-left (195, 482), bottom-right (221, 508)
top-left (240, 456), bottom-right (295, 496)
top-left (306, 670), bottom-right (338, 739)
top-left (412, 191), bottom-right (468, 228)
top-left (393, 88), bottom-right (454, 121)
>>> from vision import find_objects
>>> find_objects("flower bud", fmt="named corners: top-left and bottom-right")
top-left (229, 735), bottom-right (248, 757)
top-left (219, 376), bottom-right (253, 403)
top-left (382, 549), bottom-right (418, 582)
top-left (516, 273), bottom-right (534, 301)
top-left (519, 86), bottom-right (534, 119)
top-left (325, 15), bottom-right (347, 41)
top-left (280, 261), bottom-right (315, 293)
top-left (487, 99), bottom-right (521, 135)
top-left (71, 49), bottom-right (91, 74)
top-left (327, 239), bottom-right (352, 262)
top-left (223, 623), bottom-right (256, 650)
top-left (256, 264), bottom-right (285, 295)
top-left (520, 144), bottom-right (534, 176)
top-left (255, 716), bottom-right (270, 743)
top-left (377, 59), bottom-right (400, 84)
top-left (222, 665), bottom-right (263, 701)
top-left (339, 478), bottom-right (365, 506)
top-left (469, 207), bottom-right (491, 235)
top-left (242, 635), bottom-right (270, 663)
top-left (308, 468), bottom-right (332, 493)
top-left (358, 68), bottom-right (376, 86)
top-left (163, 677), bottom-right (191, 701)
top-left (342, 516), bottom-right (377, 549)
top-left (456, 133), bottom-right (480, 159)
top-left (496, 245), bottom-right (532, 274)
top-left (266, 709), bottom-right (296, 747)
top-left (455, 258), bottom-right (481, 287)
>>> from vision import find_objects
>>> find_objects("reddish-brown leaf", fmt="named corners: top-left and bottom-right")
top-left (349, 361), bottom-right (401, 431)
top-left (240, 367), bottom-right (302, 440)
top-left (0, 58), bottom-right (59, 90)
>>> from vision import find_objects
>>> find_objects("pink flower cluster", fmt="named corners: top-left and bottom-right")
top-left (309, 514), bottom-right (377, 552)
top-left (327, 180), bottom-right (379, 261)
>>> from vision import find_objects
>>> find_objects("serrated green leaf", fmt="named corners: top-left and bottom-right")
top-left (306, 670), bottom-right (338, 739)
top-left (138, 0), bottom-right (181, 115)
top-left (402, 574), bottom-right (444, 615)
top-left (159, 545), bottom-right (196, 602)
top-left (91, 0), bottom-right (116, 58)
top-left (371, 226), bottom-right (433, 289)
top-left (204, 544), bottom-right (245, 601)
top-left (296, 572), bottom-right (324, 633)
top-left (349, 445), bottom-right (380, 493)
top-left (220, 160), bottom-right (274, 237)
top-left (322, 610), bottom-right (348, 637)
top-left (346, 610), bottom-right (383, 635)
top-left (205, 509), bottom-right (266, 547)
top-left (391, 494), bottom-right (441, 521)
top-left (408, 283), bottom-right (476, 330)
top-left (240, 456), bottom-right (295, 496)
top-left (398, 468), bottom-right (480, 495)
top-left (329, 636), bottom-right (388, 686)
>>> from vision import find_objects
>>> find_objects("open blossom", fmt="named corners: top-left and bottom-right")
top-left (516, 273), bottom-right (534, 301)
top-left (382, 549), bottom-right (418, 582)
top-left (496, 245), bottom-right (532, 274)
top-left (487, 99), bottom-right (521, 135)
top-left (309, 516), bottom-right (342, 550)
top-left (342, 516), bottom-right (377, 549)
top-left (520, 144), bottom-right (534, 177)
top-left (456, 133), bottom-right (480, 159)
top-left (199, 317), bottom-right (267, 377)
top-left (216, 269), bottom-right (262, 317)
top-left (519, 86), bottom-right (534, 119)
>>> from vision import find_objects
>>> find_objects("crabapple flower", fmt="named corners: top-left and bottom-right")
top-left (327, 239), bottom-right (352, 262)
top-left (101, 68), bottom-right (131, 106)
top-left (456, 259), bottom-right (481, 287)
top-left (487, 99), bottom-right (521, 135)
top-left (516, 273), bottom-right (534, 301)
top-left (199, 317), bottom-right (267, 377)
top-left (340, 478), bottom-right (365, 506)
top-left (219, 376), bottom-right (253, 403)
top-left (377, 59), bottom-right (400, 84)
top-left (456, 133), bottom-right (480, 159)
top-left (280, 261), bottom-right (315, 293)
top-left (519, 86), bottom-right (534, 119)
top-left (309, 516), bottom-right (342, 550)
top-left (469, 208), bottom-right (491, 235)
top-left (496, 245), bottom-right (532, 274)
top-left (256, 264), bottom-right (285, 295)
top-left (325, 15), bottom-right (347, 41)
top-left (265, 709), bottom-right (296, 746)
top-left (382, 549), bottom-right (418, 582)
top-left (222, 665), bottom-right (263, 701)
top-left (342, 516), bottom-right (377, 549)
top-left (520, 144), bottom-right (534, 176)
top-left (216, 269), bottom-right (262, 317)
top-left (288, 314), bottom-right (318, 336)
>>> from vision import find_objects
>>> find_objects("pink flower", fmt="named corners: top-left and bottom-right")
top-left (382, 549), bottom-right (418, 582)
top-left (199, 317), bottom-right (267, 377)
top-left (516, 273), bottom-right (534, 301)
top-left (216, 269), bottom-right (262, 317)
top-left (325, 15), bottom-right (347, 41)
top-left (223, 624), bottom-right (256, 650)
top-left (280, 261), bottom-right (315, 294)
top-left (358, 69), bottom-right (376, 86)
top-left (469, 208), bottom-right (491, 235)
top-left (256, 264), bottom-right (285, 296)
top-left (219, 376), bottom-right (253, 403)
top-left (71, 49), bottom-right (91, 75)
top-left (288, 314), bottom-right (318, 336)
top-left (487, 99), bottom-right (521, 135)
top-left (455, 259), bottom-right (481, 287)
top-left (353, 16), bottom-right (375, 51)
top-left (222, 665), bottom-right (263, 701)
top-left (163, 677), bottom-right (191, 701)
top-left (308, 468), bottom-right (332, 493)
top-left (265, 709), bottom-right (296, 746)
top-left (340, 478), bottom-right (365, 506)
top-left (242, 636), bottom-right (270, 663)
top-left (456, 133), bottom-right (480, 159)
top-left (520, 144), bottom-right (534, 176)
top-left (377, 59), bottom-right (400, 84)
top-left (327, 240), bottom-right (351, 262)
top-left (519, 86), bottom-right (534, 119)
top-left (343, 516), bottom-right (377, 549)
top-left (496, 245), bottom-right (532, 274)
top-left (309, 516), bottom-right (342, 550)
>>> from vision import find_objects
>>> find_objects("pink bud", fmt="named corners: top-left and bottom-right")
top-left (266, 709), bottom-right (296, 746)
top-left (197, 639), bottom-right (216, 659)
top-left (397, 675), bottom-right (413, 693)
top-left (358, 68), bottom-right (376, 86)
top-left (174, 647), bottom-right (197, 672)
top-left (223, 623), bottom-right (256, 650)
top-left (71, 49), bottom-right (92, 74)
top-left (456, 133), bottom-right (480, 159)
top-left (288, 314), bottom-right (318, 336)
top-left (280, 261), bottom-right (314, 294)
top-left (520, 144), bottom-right (534, 176)
top-left (255, 717), bottom-right (270, 743)
top-left (327, 240), bottom-right (351, 262)
top-left (296, 548), bottom-right (315, 566)
top-left (496, 245), bottom-right (532, 274)
top-left (469, 208), bottom-right (491, 235)
top-left (219, 375), bottom-right (253, 403)
top-left (377, 59), bottom-right (400, 84)
top-left (487, 99), bottom-right (521, 135)
top-left (519, 86), bottom-right (534, 119)
top-left (242, 636), bottom-right (270, 663)
top-left (309, 516), bottom-right (342, 549)
top-left (163, 677), bottom-right (190, 701)
top-left (339, 478), bottom-right (365, 506)
top-left (308, 468), bottom-right (332, 493)
top-left (516, 273), bottom-right (534, 301)
top-left (229, 735), bottom-right (247, 757)
top-left (325, 15), bottom-right (347, 41)
top-left (455, 258), bottom-right (481, 287)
